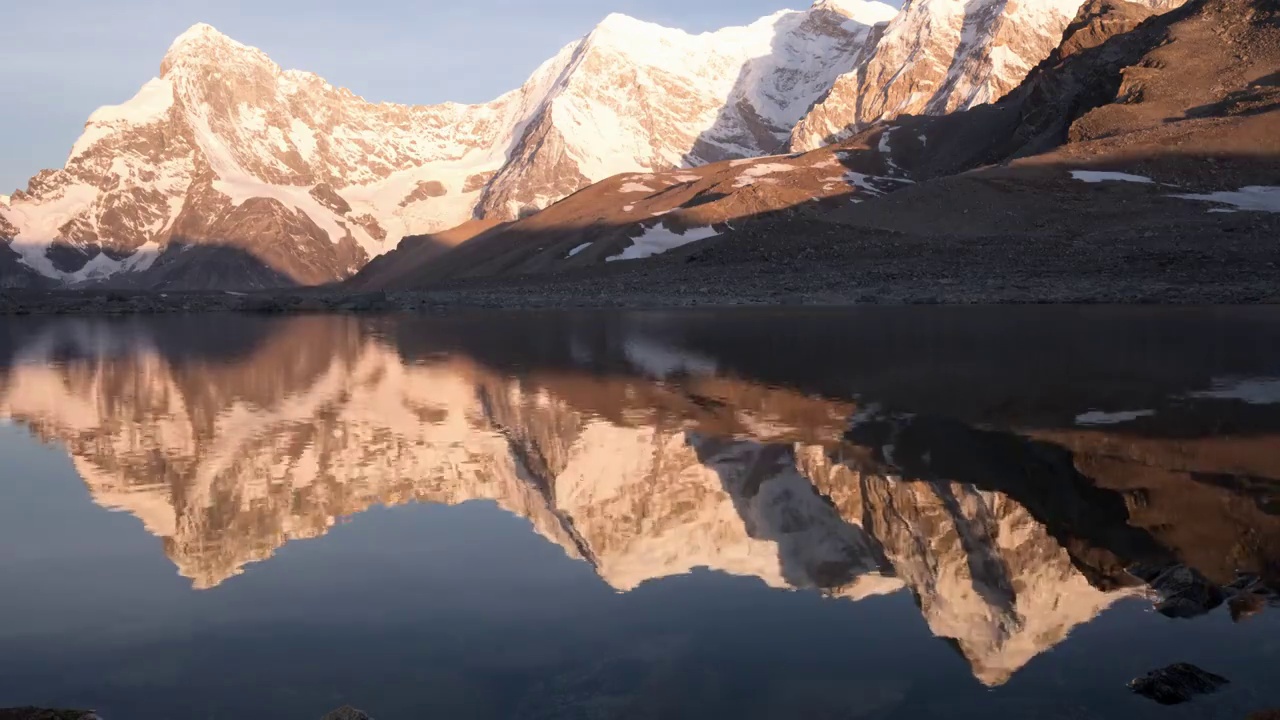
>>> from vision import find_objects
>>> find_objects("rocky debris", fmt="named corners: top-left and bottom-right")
top-left (1128, 663), bottom-right (1229, 705)
top-left (321, 706), bottom-right (372, 720)
top-left (1129, 563), bottom-right (1226, 618)
top-left (0, 710), bottom-right (98, 720)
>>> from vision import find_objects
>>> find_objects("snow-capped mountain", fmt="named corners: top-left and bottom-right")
top-left (0, 0), bottom-right (1193, 289)
top-left (0, 1), bottom-right (895, 288)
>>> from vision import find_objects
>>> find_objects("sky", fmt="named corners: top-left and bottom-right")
top-left (0, 0), bottom-right (835, 194)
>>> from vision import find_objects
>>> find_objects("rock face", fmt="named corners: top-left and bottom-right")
top-left (789, 0), bottom-right (1190, 151)
top-left (6, 317), bottom-right (1280, 685)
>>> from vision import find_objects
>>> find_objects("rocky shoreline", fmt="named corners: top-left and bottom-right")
top-left (3, 265), bottom-right (1278, 316)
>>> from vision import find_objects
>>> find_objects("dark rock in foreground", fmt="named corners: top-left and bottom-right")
top-left (1129, 663), bottom-right (1229, 705)
top-left (321, 706), bottom-right (372, 720)
top-left (1129, 563), bottom-right (1226, 618)
top-left (0, 710), bottom-right (98, 720)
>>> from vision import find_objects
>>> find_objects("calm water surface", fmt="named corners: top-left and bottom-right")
top-left (2, 308), bottom-right (1280, 719)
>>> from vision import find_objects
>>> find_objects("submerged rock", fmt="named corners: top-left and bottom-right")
top-left (1230, 592), bottom-right (1269, 623)
top-left (1128, 663), bottom-right (1229, 705)
top-left (1129, 563), bottom-right (1226, 618)
top-left (321, 706), bottom-right (372, 720)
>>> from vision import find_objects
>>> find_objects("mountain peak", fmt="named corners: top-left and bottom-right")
top-left (811, 0), bottom-right (899, 25)
top-left (167, 22), bottom-right (234, 51)
top-left (590, 12), bottom-right (667, 37)
top-left (161, 22), bottom-right (264, 74)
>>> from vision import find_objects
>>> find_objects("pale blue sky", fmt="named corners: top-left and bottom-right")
top-left (0, 0), bottom-right (841, 193)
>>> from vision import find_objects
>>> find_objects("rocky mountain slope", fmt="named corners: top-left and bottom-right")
top-left (352, 0), bottom-right (1277, 303)
top-left (4, 316), bottom-right (1279, 684)
top-left (0, 0), bottom-right (1171, 292)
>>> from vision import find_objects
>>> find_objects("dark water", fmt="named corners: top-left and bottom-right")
top-left (2, 308), bottom-right (1280, 720)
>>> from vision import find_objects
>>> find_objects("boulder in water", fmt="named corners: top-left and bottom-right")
top-left (1128, 663), bottom-right (1229, 705)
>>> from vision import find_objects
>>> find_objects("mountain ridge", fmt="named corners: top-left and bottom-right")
top-left (0, 0), bottom-right (1121, 290)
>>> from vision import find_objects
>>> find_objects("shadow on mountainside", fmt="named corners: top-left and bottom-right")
top-left (681, 8), bottom-right (810, 166)
top-left (88, 241), bottom-right (302, 291)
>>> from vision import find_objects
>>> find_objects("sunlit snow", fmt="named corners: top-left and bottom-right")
top-left (619, 183), bottom-right (657, 194)
top-left (732, 163), bottom-right (799, 188)
top-left (606, 223), bottom-right (720, 262)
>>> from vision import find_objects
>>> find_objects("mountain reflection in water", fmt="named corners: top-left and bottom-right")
top-left (2, 308), bottom-right (1280, 718)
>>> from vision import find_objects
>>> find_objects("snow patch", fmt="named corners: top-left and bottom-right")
top-left (733, 162), bottom-right (798, 188)
top-left (69, 77), bottom-right (175, 160)
top-left (1188, 377), bottom-right (1280, 405)
top-left (607, 223), bottom-right (720, 262)
top-left (567, 242), bottom-right (592, 258)
top-left (843, 172), bottom-right (912, 195)
top-left (1075, 410), bottom-right (1155, 426)
top-left (619, 183), bottom-right (657, 194)
top-left (1069, 171), bottom-right (1155, 184)
top-left (66, 242), bottom-right (163, 284)
top-left (878, 128), bottom-right (903, 175)
top-left (289, 119), bottom-right (318, 162)
top-left (1173, 186), bottom-right (1280, 214)
top-left (6, 183), bottom-right (102, 276)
